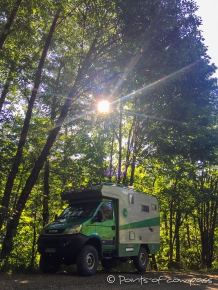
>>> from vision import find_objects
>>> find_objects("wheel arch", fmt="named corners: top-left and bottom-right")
top-left (85, 236), bottom-right (102, 256)
top-left (140, 244), bottom-right (150, 255)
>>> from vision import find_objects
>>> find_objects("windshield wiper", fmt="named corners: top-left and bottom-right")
top-left (68, 214), bottom-right (84, 218)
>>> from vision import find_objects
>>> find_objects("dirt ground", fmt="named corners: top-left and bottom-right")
top-left (1, 270), bottom-right (218, 290)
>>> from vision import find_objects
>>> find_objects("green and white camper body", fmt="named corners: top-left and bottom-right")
top-left (100, 184), bottom-right (160, 256)
top-left (37, 183), bottom-right (160, 276)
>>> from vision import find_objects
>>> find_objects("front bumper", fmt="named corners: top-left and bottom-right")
top-left (37, 233), bottom-right (89, 259)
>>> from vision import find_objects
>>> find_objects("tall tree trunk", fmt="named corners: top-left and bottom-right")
top-left (209, 201), bottom-right (217, 267)
top-left (169, 200), bottom-right (173, 262)
top-left (108, 134), bottom-right (114, 181)
top-left (122, 120), bottom-right (133, 185)
top-left (0, 0), bottom-right (22, 50)
top-left (29, 211), bottom-right (37, 269)
top-left (129, 152), bottom-right (136, 186)
top-left (43, 160), bottom-right (50, 227)
top-left (117, 102), bottom-right (122, 184)
top-left (0, 10), bottom-right (60, 231)
top-left (175, 211), bottom-right (181, 262)
top-left (129, 118), bottom-right (138, 186)
top-left (186, 217), bottom-right (191, 248)
top-left (42, 62), bottom-right (63, 226)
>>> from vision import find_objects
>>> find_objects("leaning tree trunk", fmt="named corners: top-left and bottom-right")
top-left (0, 35), bottom-right (98, 260)
top-left (0, 10), bottom-right (60, 232)
top-left (0, 0), bottom-right (23, 50)
top-left (1, 85), bottom-right (77, 259)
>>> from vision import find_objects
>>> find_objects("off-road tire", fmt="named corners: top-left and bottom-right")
top-left (76, 245), bottom-right (99, 276)
top-left (133, 247), bottom-right (148, 272)
top-left (39, 254), bottom-right (61, 274)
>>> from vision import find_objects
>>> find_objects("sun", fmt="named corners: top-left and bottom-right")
top-left (97, 100), bottom-right (110, 113)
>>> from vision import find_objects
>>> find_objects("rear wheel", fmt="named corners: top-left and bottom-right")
top-left (39, 254), bottom-right (61, 274)
top-left (133, 247), bottom-right (148, 272)
top-left (76, 245), bottom-right (99, 276)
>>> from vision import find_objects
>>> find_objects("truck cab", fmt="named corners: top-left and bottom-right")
top-left (37, 183), bottom-right (160, 276)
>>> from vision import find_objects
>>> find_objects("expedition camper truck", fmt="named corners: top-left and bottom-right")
top-left (37, 183), bottom-right (160, 276)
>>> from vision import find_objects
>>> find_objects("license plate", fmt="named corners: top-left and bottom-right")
top-left (45, 248), bottom-right (56, 253)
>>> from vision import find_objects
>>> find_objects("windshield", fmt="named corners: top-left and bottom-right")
top-left (58, 202), bottom-right (100, 219)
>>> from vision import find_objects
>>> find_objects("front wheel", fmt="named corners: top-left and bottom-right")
top-left (133, 247), bottom-right (148, 272)
top-left (39, 254), bottom-right (61, 274)
top-left (76, 245), bottom-right (99, 276)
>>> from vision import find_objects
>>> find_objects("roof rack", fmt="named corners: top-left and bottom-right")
top-left (61, 182), bottom-right (142, 201)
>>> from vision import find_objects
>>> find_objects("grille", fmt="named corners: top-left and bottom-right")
top-left (41, 237), bottom-right (69, 248)
top-left (45, 229), bottom-right (65, 234)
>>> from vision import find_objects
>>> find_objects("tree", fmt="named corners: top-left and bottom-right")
top-left (0, 0), bottom-right (23, 50)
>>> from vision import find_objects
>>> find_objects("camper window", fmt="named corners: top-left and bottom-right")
top-left (151, 203), bottom-right (157, 211)
top-left (99, 202), bottom-right (113, 221)
top-left (129, 193), bottom-right (134, 205)
top-left (141, 204), bottom-right (149, 213)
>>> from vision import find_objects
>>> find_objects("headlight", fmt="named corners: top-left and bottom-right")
top-left (64, 224), bottom-right (82, 234)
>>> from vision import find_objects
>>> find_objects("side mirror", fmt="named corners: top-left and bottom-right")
top-left (96, 210), bottom-right (103, 222)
